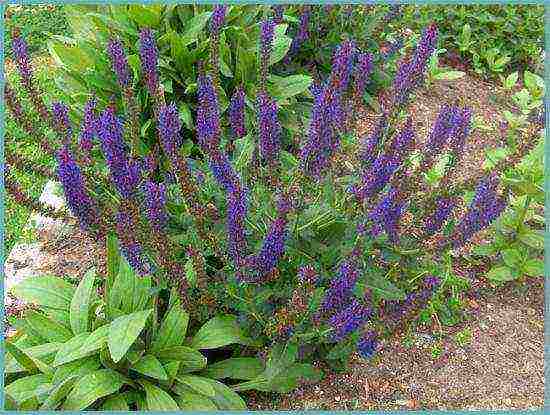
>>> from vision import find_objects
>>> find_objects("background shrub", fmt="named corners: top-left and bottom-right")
top-left (396, 4), bottom-right (544, 76)
top-left (5, 5), bottom-right (70, 58)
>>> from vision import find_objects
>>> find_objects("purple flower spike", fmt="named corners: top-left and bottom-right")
top-left (287, 7), bottom-right (311, 58)
top-left (229, 87), bottom-right (246, 139)
top-left (57, 145), bottom-right (98, 230)
top-left (158, 103), bottom-right (182, 163)
top-left (259, 19), bottom-right (276, 90)
top-left (426, 105), bottom-right (453, 155)
top-left (116, 209), bottom-right (151, 276)
top-left (209, 152), bottom-right (241, 194)
top-left (328, 298), bottom-right (370, 342)
top-left (357, 330), bottom-right (378, 359)
top-left (329, 39), bottom-right (356, 95)
top-left (107, 38), bottom-right (131, 88)
top-left (196, 73), bottom-right (221, 152)
top-left (273, 5), bottom-right (285, 24)
top-left (240, 215), bottom-right (289, 283)
top-left (424, 196), bottom-right (456, 235)
top-left (389, 117), bottom-right (416, 159)
top-left (227, 187), bottom-right (248, 265)
top-left (52, 102), bottom-right (73, 145)
top-left (210, 5), bottom-right (228, 34)
top-left (79, 98), bottom-right (98, 157)
top-left (320, 258), bottom-right (361, 315)
top-left (448, 107), bottom-right (473, 156)
top-left (139, 29), bottom-right (159, 96)
top-left (145, 180), bottom-right (168, 231)
top-left (368, 187), bottom-right (407, 243)
top-left (359, 114), bottom-right (387, 166)
top-left (12, 36), bottom-right (32, 88)
top-left (257, 91), bottom-right (282, 164)
top-left (97, 107), bottom-right (141, 199)
top-left (353, 52), bottom-right (374, 97)
top-left (451, 174), bottom-right (506, 248)
top-left (353, 154), bottom-right (400, 201)
top-left (391, 23), bottom-right (438, 107)
top-left (424, 276), bottom-right (440, 289)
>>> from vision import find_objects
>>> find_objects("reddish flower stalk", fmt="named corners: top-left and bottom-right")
top-left (5, 82), bottom-right (54, 155)
top-left (5, 169), bottom-right (69, 221)
top-left (11, 34), bottom-right (53, 127)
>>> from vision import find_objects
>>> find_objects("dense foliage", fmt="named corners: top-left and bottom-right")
top-left (5, 5), bottom-right (70, 58)
top-left (5, 238), bottom-right (322, 410)
top-left (5, 4), bottom-right (544, 409)
top-left (396, 4), bottom-right (544, 75)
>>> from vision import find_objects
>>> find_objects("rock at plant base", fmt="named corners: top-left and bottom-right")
top-left (4, 180), bottom-right (70, 317)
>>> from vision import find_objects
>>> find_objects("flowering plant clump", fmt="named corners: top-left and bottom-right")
top-left (5, 7), bottom-right (542, 392)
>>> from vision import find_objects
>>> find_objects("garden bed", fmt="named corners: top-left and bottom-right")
top-left (4, 66), bottom-right (543, 410)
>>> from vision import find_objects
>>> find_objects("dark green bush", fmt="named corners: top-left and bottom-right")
top-left (396, 4), bottom-right (543, 76)
top-left (5, 5), bottom-right (70, 58)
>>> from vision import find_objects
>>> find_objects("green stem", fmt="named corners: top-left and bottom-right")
top-left (516, 195), bottom-right (532, 235)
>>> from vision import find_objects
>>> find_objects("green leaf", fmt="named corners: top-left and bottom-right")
top-left (5, 342), bottom-right (40, 374)
top-left (519, 231), bottom-right (544, 250)
top-left (11, 275), bottom-right (75, 310)
top-left (364, 274), bottom-right (406, 301)
top-left (101, 394), bottom-right (130, 410)
top-left (63, 369), bottom-right (126, 410)
top-left (502, 249), bottom-right (523, 268)
top-left (140, 380), bottom-right (180, 410)
top-left (70, 269), bottom-right (96, 334)
top-left (176, 375), bottom-right (216, 397)
top-left (433, 70), bottom-right (465, 81)
top-left (164, 361), bottom-right (181, 382)
top-left (43, 307), bottom-right (71, 329)
top-left (132, 354), bottom-right (168, 380)
top-left (184, 257), bottom-right (197, 287)
top-left (127, 5), bottom-right (162, 27)
top-left (174, 392), bottom-right (217, 410)
top-left (6, 343), bottom-right (61, 373)
top-left (109, 258), bottom-right (151, 314)
top-left (196, 378), bottom-right (247, 410)
top-left (190, 315), bottom-right (257, 349)
top-left (5, 374), bottom-right (52, 404)
top-left (179, 102), bottom-right (193, 130)
top-left (523, 258), bottom-right (544, 277)
top-left (181, 12), bottom-right (212, 45)
top-left (25, 311), bottom-right (73, 343)
top-left (108, 309), bottom-right (152, 363)
top-left (155, 346), bottom-right (206, 371)
top-left (48, 40), bottom-right (93, 72)
top-left (504, 71), bottom-right (519, 90)
top-left (524, 70), bottom-right (544, 94)
top-left (487, 266), bottom-right (515, 282)
top-left (268, 74), bottom-right (313, 101)
top-left (40, 376), bottom-right (79, 410)
top-left (53, 324), bottom-right (110, 366)
top-left (52, 356), bottom-right (102, 385)
top-left (269, 31), bottom-right (292, 66)
top-left (200, 357), bottom-right (264, 380)
top-left (151, 299), bottom-right (189, 352)
top-left (472, 243), bottom-right (496, 257)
